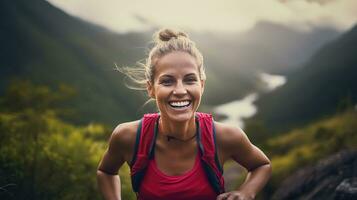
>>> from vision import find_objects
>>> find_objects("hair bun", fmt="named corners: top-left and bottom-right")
top-left (155, 28), bottom-right (188, 43)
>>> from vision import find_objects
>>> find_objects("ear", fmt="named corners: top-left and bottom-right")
top-left (147, 81), bottom-right (155, 99)
top-left (200, 80), bottom-right (205, 94)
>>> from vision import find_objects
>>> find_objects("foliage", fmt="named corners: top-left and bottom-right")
top-left (0, 81), bottom-right (135, 200)
top-left (263, 109), bottom-right (357, 192)
top-left (0, 0), bottom-right (147, 126)
top-left (254, 25), bottom-right (357, 133)
top-left (0, 0), bottom-right (341, 127)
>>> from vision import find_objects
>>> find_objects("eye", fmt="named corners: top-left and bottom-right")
top-left (159, 78), bottom-right (174, 86)
top-left (184, 76), bottom-right (198, 84)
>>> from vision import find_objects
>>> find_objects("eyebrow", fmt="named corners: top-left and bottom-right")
top-left (159, 73), bottom-right (198, 79)
top-left (184, 73), bottom-right (197, 77)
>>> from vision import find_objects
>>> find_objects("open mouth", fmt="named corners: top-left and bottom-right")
top-left (168, 100), bottom-right (191, 109)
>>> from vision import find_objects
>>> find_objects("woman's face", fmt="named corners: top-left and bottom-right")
top-left (147, 51), bottom-right (205, 123)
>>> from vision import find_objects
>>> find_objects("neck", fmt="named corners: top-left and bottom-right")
top-left (158, 115), bottom-right (196, 141)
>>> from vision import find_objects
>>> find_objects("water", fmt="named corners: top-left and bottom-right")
top-left (214, 93), bottom-right (258, 128)
top-left (259, 72), bottom-right (287, 91)
top-left (214, 73), bottom-right (286, 128)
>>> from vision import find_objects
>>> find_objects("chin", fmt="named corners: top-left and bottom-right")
top-left (160, 104), bottom-right (196, 123)
top-left (168, 112), bottom-right (194, 123)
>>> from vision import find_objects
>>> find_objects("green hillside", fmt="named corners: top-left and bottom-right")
top-left (263, 109), bottom-right (357, 196)
top-left (0, 0), bottom-right (340, 126)
top-left (0, 0), bottom-right (150, 125)
top-left (195, 22), bottom-right (339, 105)
top-left (253, 24), bottom-right (357, 133)
top-left (0, 81), bottom-right (136, 200)
top-left (2, 1), bottom-right (355, 199)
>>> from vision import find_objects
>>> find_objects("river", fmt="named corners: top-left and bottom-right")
top-left (214, 72), bottom-right (286, 128)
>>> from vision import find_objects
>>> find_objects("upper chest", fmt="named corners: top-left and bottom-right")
top-left (153, 139), bottom-right (198, 176)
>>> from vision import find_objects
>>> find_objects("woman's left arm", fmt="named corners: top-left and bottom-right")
top-left (216, 123), bottom-right (272, 200)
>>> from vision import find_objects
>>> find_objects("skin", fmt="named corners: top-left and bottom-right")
top-left (97, 51), bottom-right (272, 200)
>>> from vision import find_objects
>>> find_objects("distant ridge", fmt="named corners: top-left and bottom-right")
top-left (0, 0), bottom-right (151, 125)
top-left (0, 0), bottom-right (341, 125)
top-left (253, 23), bottom-right (357, 132)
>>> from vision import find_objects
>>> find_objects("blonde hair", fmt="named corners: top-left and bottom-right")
top-left (117, 28), bottom-right (206, 92)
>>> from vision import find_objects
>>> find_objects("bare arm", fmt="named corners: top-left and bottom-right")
top-left (96, 170), bottom-right (121, 200)
top-left (97, 122), bottom-right (137, 200)
top-left (216, 123), bottom-right (272, 200)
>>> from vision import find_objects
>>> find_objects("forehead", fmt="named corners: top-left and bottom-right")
top-left (155, 52), bottom-right (199, 77)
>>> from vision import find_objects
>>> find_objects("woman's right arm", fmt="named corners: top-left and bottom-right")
top-left (97, 122), bottom-right (137, 200)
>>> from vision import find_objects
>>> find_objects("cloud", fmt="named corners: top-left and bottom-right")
top-left (278, 0), bottom-right (357, 31)
top-left (47, 0), bottom-right (357, 33)
top-left (279, 0), bottom-right (336, 5)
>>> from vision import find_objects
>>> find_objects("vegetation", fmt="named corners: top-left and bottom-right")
top-left (254, 24), bottom-right (357, 133)
top-left (0, 0), bottom-right (340, 127)
top-left (8, 83), bottom-right (356, 199)
top-left (249, 108), bottom-right (357, 199)
top-left (0, 81), bottom-right (135, 200)
top-left (0, 0), bottom-right (148, 125)
top-left (0, 1), bottom-right (353, 199)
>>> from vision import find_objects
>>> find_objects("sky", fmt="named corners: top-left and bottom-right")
top-left (47, 0), bottom-right (357, 33)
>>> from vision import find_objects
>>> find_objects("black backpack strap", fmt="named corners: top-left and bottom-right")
top-left (212, 121), bottom-right (223, 173)
top-left (130, 114), bottom-right (160, 193)
top-left (196, 112), bottom-right (225, 194)
top-left (130, 119), bottom-right (143, 167)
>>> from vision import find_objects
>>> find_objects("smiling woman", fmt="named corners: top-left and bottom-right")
top-left (97, 28), bottom-right (272, 200)
top-left (147, 51), bottom-right (204, 123)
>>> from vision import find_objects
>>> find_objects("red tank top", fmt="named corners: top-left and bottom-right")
top-left (138, 152), bottom-right (217, 200)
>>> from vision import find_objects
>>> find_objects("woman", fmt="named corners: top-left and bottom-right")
top-left (97, 28), bottom-right (272, 200)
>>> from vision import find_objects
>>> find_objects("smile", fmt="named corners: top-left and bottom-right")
top-left (169, 100), bottom-right (191, 108)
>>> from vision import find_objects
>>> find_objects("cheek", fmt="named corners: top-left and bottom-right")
top-left (189, 85), bottom-right (203, 99)
top-left (154, 86), bottom-right (170, 99)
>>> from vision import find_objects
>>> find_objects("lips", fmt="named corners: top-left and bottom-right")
top-left (168, 100), bottom-right (191, 108)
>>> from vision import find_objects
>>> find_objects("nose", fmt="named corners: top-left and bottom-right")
top-left (173, 81), bottom-right (187, 95)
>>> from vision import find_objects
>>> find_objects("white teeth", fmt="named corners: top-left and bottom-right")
top-left (169, 101), bottom-right (190, 107)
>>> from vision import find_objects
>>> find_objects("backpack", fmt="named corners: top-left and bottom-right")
top-left (130, 112), bottom-right (225, 195)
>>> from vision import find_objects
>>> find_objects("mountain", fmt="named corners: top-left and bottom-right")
top-left (0, 0), bottom-right (341, 125)
top-left (193, 21), bottom-right (340, 73)
top-left (0, 0), bottom-right (151, 125)
top-left (273, 150), bottom-right (357, 200)
top-left (193, 22), bottom-right (340, 105)
top-left (252, 24), bottom-right (357, 132)
top-left (261, 109), bottom-right (357, 199)
top-left (239, 21), bottom-right (340, 73)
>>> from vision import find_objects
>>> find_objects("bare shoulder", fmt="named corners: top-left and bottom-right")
top-left (214, 121), bottom-right (248, 148)
top-left (111, 120), bottom-right (140, 147)
top-left (214, 121), bottom-right (270, 170)
top-left (97, 120), bottom-right (140, 173)
top-left (214, 121), bottom-right (254, 163)
top-left (109, 120), bottom-right (140, 159)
